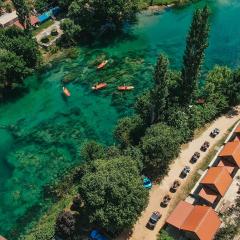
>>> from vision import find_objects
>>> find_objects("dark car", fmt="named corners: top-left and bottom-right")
top-left (161, 194), bottom-right (171, 207)
top-left (210, 128), bottom-right (220, 138)
top-left (190, 152), bottom-right (200, 163)
top-left (170, 180), bottom-right (181, 193)
top-left (180, 166), bottom-right (190, 178)
top-left (89, 230), bottom-right (108, 240)
top-left (200, 141), bottom-right (210, 151)
top-left (146, 211), bottom-right (161, 229)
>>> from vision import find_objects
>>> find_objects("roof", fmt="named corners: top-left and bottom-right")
top-left (217, 159), bottom-right (235, 174)
top-left (167, 202), bottom-right (221, 240)
top-left (218, 141), bottom-right (240, 167)
top-left (0, 11), bottom-right (18, 26)
top-left (200, 167), bottom-right (233, 196)
top-left (166, 201), bottom-right (194, 229)
top-left (181, 205), bottom-right (221, 240)
top-left (0, 236), bottom-right (7, 240)
top-left (14, 16), bottom-right (39, 29)
top-left (198, 186), bottom-right (218, 204)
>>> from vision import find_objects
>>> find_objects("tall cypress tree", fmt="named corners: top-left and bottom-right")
top-left (150, 54), bottom-right (169, 123)
top-left (180, 6), bottom-right (210, 105)
top-left (12, 0), bottom-right (31, 30)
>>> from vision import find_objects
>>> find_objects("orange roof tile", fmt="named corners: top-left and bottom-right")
top-left (181, 205), bottom-right (221, 240)
top-left (198, 186), bottom-right (218, 204)
top-left (219, 141), bottom-right (240, 167)
top-left (166, 201), bottom-right (194, 229)
top-left (13, 16), bottom-right (39, 29)
top-left (200, 167), bottom-right (233, 196)
top-left (217, 159), bottom-right (235, 174)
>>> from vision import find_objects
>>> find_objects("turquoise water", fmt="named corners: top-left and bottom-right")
top-left (1, 0), bottom-right (240, 237)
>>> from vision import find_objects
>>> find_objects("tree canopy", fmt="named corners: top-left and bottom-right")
top-left (67, 0), bottom-right (140, 36)
top-left (180, 6), bottom-right (210, 105)
top-left (78, 156), bottom-right (148, 233)
top-left (140, 123), bottom-right (181, 177)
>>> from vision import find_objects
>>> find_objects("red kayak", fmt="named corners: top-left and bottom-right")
top-left (118, 86), bottom-right (134, 91)
top-left (97, 60), bottom-right (108, 69)
top-left (63, 87), bottom-right (71, 97)
top-left (92, 83), bottom-right (107, 90)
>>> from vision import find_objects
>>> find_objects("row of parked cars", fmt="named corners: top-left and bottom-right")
top-left (146, 128), bottom-right (220, 230)
top-left (89, 128), bottom-right (221, 237)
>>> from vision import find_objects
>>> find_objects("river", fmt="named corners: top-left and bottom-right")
top-left (0, 0), bottom-right (240, 237)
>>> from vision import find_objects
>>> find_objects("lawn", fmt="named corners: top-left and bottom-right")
top-left (33, 19), bottom-right (55, 36)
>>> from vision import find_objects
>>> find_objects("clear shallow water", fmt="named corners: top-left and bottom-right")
top-left (1, 0), bottom-right (240, 237)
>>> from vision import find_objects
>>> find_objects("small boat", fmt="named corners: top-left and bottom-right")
top-left (118, 86), bottom-right (134, 91)
top-left (63, 87), bottom-right (71, 97)
top-left (97, 60), bottom-right (108, 69)
top-left (92, 83), bottom-right (107, 90)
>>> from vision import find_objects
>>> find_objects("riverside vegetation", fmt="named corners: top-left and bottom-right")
top-left (17, 5), bottom-right (240, 240)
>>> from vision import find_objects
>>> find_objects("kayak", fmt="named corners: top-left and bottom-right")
top-left (97, 60), bottom-right (108, 69)
top-left (63, 87), bottom-right (71, 97)
top-left (92, 83), bottom-right (107, 90)
top-left (118, 86), bottom-right (134, 91)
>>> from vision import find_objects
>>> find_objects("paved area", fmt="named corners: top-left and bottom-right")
top-left (35, 20), bottom-right (63, 46)
top-left (117, 107), bottom-right (240, 240)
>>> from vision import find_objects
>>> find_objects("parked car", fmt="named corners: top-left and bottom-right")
top-left (200, 141), bottom-right (210, 151)
top-left (146, 211), bottom-right (161, 229)
top-left (161, 194), bottom-right (171, 207)
top-left (180, 166), bottom-right (190, 178)
top-left (210, 128), bottom-right (220, 138)
top-left (143, 176), bottom-right (152, 189)
top-left (170, 180), bottom-right (181, 193)
top-left (89, 230), bottom-right (108, 240)
top-left (190, 152), bottom-right (200, 163)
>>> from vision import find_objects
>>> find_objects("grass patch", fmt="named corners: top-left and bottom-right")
top-left (33, 20), bottom-right (55, 36)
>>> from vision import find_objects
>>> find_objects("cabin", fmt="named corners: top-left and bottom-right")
top-left (166, 201), bottom-right (221, 240)
top-left (197, 167), bottom-right (233, 207)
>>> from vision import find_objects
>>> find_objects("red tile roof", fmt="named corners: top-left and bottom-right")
top-left (13, 15), bottom-right (39, 29)
top-left (219, 141), bottom-right (240, 167)
top-left (217, 159), bottom-right (235, 174)
top-left (167, 201), bottom-right (221, 240)
top-left (166, 201), bottom-right (194, 229)
top-left (181, 205), bottom-right (221, 240)
top-left (200, 167), bottom-right (233, 196)
top-left (198, 186), bottom-right (218, 204)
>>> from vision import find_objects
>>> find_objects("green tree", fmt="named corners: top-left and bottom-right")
top-left (135, 91), bottom-right (152, 125)
top-left (60, 18), bottom-right (81, 46)
top-left (140, 123), bottom-right (181, 177)
top-left (150, 54), bottom-right (170, 123)
top-left (0, 27), bottom-right (40, 69)
top-left (114, 115), bottom-right (145, 148)
top-left (12, 0), bottom-right (31, 30)
top-left (68, 0), bottom-right (140, 36)
top-left (0, 49), bottom-right (29, 87)
top-left (80, 140), bottom-right (105, 162)
top-left (78, 157), bottom-right (148, 233)
top-left (180, 6), bottom-right (210, 105)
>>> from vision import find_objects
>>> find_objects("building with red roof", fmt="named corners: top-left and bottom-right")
top-left (197, 167), bottom-right (233, 207)
top-left (13, 15), bottom-right (39, 29)
top-left (166, 201), bottom-right (221, 240)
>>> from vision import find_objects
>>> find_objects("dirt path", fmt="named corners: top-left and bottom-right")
top-left (117, 107), bottom-right (240, 240)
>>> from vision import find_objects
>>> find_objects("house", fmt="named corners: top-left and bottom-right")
top-left (0, 11), bottom-right (18, 28)
top-left (13, 15), bottom-right (39, 29)
top-left (197, 167), bottom-right (233, 207)
top-left (217, 141), bottom-right (240, 176)
top-left (166, 201), bottom-right (221, 240)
